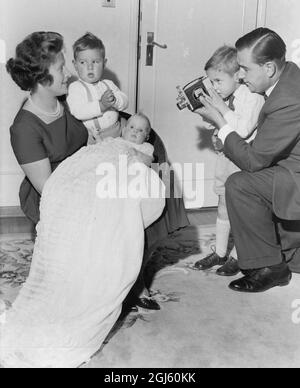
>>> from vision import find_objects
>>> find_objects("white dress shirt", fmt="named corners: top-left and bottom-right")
top-left (218, 84), bottom-right (266, 143)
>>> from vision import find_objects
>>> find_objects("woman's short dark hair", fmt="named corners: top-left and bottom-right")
top-left (6, 31), bottom-right (64, 91)
top-left (73, 32), bottom-right (105, 60)
top-left (235, 27), bottom-right (286, 66)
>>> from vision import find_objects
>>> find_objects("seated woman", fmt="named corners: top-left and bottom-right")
top-left (7, 32), bottom-right (88, 225)
top-left (0, 65), bottom-right (165, 367)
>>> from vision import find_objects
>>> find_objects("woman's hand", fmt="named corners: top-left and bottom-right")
top-left (195, 96), bottom-right (227, 129)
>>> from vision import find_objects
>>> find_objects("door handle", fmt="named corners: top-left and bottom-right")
top-left (152, 41), bottom-right (168, 49)
top-left (146, 32), bottom-right (167, 66)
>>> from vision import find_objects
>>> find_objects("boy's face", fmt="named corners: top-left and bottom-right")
top-left (122, 116), bottom-right (149, 145)
top-left (73, 48), bottom-right (106, 84)
top-left (206, 68), bottom-right (239, 99)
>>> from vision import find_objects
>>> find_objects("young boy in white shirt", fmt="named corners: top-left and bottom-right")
top-left (67, 32), bottom-right (129, 144)
top-left (194, 45), bottom-right (265, 276)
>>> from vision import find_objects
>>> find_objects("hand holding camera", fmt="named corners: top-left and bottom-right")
top-left (196, 95), bottom-right (226, 129)
top-left (176, 76), bottom-right (226, 128)
top-left (176, 76), bottom-right (212, 111)
top-left (203, 87), bottom-right (231, 116)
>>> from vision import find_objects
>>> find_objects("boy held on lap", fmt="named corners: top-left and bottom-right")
top-left (67, 32), bottom-right (129, 145)
top-left (194, 46), bottom-right (264, 276)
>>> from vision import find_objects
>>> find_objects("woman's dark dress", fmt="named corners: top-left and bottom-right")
top-left (10, 107), bottom-right (88, 224)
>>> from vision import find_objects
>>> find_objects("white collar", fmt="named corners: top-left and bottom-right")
top-left (266, 81), bottom-right (279, 97)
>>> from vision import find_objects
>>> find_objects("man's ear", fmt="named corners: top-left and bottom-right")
top-left (104, 58), bottom-right (108, 67)
top-left (264, 61), bottom-right (277, 78)
top-left (72, 59), bottom-right (77, 70)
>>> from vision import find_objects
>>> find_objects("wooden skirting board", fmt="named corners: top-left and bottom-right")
top-left (0, 206), bottom-right (35, 235)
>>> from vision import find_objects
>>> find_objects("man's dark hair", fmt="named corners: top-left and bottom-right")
top-left (235, 27), bottom-right (286, 66)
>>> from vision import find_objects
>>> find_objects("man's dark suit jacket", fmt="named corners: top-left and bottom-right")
top-left (224, 62), bottom-right (300, 221)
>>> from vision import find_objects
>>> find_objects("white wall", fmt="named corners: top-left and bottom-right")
top-left (0, 0), bottom-right (138, 207)
top-left (258, 0), bottom-right (300, 67)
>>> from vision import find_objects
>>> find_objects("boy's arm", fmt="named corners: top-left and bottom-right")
top-left (224, 92), bottom-right (265, 138)
top-left (104, 80), bottom-right (129, 111)
top-left (67, 82), bottom-right (102, 121)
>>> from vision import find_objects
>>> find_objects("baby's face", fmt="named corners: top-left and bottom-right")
top-left (206, 68), bottom-right (239, 99)
top-left (73, 48), bottom-right (106, 84)
top-left (122, 116), bottom-right (149, 145)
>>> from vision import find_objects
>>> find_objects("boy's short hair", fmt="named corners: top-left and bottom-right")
top-left (204, 45), bottom-right (239, 75)
top-left (73, 32), bottom-right (105, 60)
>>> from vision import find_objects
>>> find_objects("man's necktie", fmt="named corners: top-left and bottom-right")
top-left (227, 94), bottom-right (235, 111)
top-left (263, 92), bottom-right (268, 101)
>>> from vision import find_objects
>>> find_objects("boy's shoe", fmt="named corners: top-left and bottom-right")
top-left (216, 256), bottom-right (240, 276)
top-left (136, 296), bottom-right (161, 310)
top-left (194, 249), bottom-right (227, 270)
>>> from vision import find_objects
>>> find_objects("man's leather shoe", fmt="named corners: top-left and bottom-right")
top-left (194, 250), bottom-right (227, 270)
top-left (216, 257), bottom-right (240, 276)
top-left (135, 297), bottom-right (161, 310)
top-left (229, 262), bottom-right (292, 293)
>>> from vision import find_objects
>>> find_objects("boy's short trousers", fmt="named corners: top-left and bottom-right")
top-left (214, 152), bottom-right (240, 195)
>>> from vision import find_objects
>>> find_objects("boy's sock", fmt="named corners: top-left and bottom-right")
top-left (215, 218), bottom-right (230, 257)
top-left (229, 246), bottom-right (238, 260)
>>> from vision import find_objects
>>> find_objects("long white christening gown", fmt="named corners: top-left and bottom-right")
top-left (0, 138), bottom-right (165, 368)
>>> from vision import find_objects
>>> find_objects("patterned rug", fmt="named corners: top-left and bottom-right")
top-left (0, 226), bottom-right (216, 347)
top-left (0, 238), bottom-right (34, 312)
top-left (2, 227), bottom-right (300, 368)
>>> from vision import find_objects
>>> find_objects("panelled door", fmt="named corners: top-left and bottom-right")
top-left (137, 0), bottom-right (259, 208)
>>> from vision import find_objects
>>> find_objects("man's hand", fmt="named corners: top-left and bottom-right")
top-left (212, 129), bottom-right (224, 152)
top-left (195, 96), bottom-right (226, 129)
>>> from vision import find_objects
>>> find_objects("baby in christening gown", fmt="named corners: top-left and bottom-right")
top-left (0, 113), bottom-right (165, 368)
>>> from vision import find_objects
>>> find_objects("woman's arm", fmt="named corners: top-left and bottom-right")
top-left (20, 158), bottom-right (52, 194)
